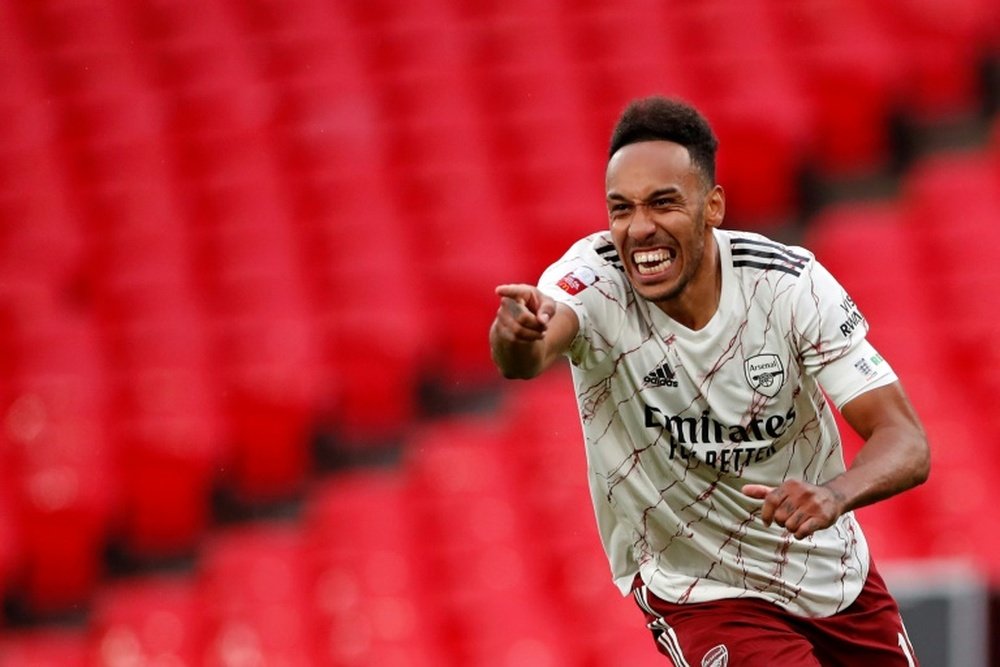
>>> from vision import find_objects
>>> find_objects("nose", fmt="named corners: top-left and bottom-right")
top-left (627, 206), bottom-right (657, 240)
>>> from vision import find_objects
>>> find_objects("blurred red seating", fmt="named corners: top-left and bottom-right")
top-left (405, 417), bottom-right (526, 548)
top-left (89, 575), bottom-right (204, 665)
top-left (200, 523), bottom-right (316, 667)
top-left (0, 292), bottom-right (117, 613)
top-left (768, 0), bottom-right (904, 175)
top-left (255, 17), bottom-right (421, 446)
top-left (78, 176), bottom-right (225, 555)
top-left (110, 360), bottom-right (225, 556)
top-left (371, 146), bottom-right (519, 387)
top-left (806, 201), bottom-right (931, 321)
top-left (867, 0), bottom-right (998, 120)
top-left (176, 144), bottom-right (327, 499)
top-left (130, 0), bottom-right (230, 44)
top-left (901, 150), bottom-right (1000, 429)
top-left (348, 7), bottom-right (531, 392)
top-left (464, 11), bottom-right (603, 276)
top-left (671, 0), bottom-right (813, 225)
top-left (404, 417), bottom-right (575, 664)
top-left (0, 155), bottom-right (86, 289)
top-left (210, 309), bottom-right (324, 501)
top-left (362, 32), bottom-right (521, 394)
top-left (0, 628), bottom-right (88, 667)
top-left (0, 488), bottom-right (21, 619)
top-left (304, 470), bottom-right (446, 665)
top-left (558, 1), bottom-right (690, 155)
top-left (236, 0), bottom-right (333, 35)
top-left (289, 165), bottom-right (427, 446)
top-left (0, 20), bottom-right (86, 286)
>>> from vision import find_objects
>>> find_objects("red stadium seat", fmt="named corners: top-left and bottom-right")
top-left (767, 0), bottom-right (904, 175)
top-left (79, 184), bottom-right (225, 556)
top-left (0, 488), bottom-right (21, 617)
top-left (11, 0), bottom-right (128, 53)
top-left (462, 11), bottom-right (605, 275)
top-left (497, 367), bottom-right (589, 537)
top-left (348, 7), bottom-right (535, 392)
top-left (668, 1), bottom-right (813, 225)
top-left (304, 471), bottom-right (447, 665)
top-left (1, 300), bottom-right (117, 613)
top-left (129, 0), bottom-right (231, 44)
top-left (0, 17), bottom-right (87, 286)
top-left (89, 575), bottom-right (204, 665)
top-left (0, 155), bottom-right (86, 289)
top-left (901, 151), bottom-right (1000, 431)
top-left (805, 201), bottom-right (931, 323)
top-left (558, 1), bottom-right (692, 154)
top-left (405, 416), bottom-right (526, 526)
top-left (234, 0), bottom-right (336, 38)
top-left (288, 155), bottom-right (428, 446)
top-left (403, 417), bottom-right (582, 662)
top-left (867, 0), bottom-right (998, 120)
top-left (177, 156), bottom-right (329, 499)
top-left (200, 523), bottom-right (318, 666)
top-left (111, 362), bottom-right (226, 557)
top-left (0, 628), bottom-right (88, 667)
top-left (212, 310), bottom-right (325, 501)
top-left (340, 0), bottom-right (460, 33)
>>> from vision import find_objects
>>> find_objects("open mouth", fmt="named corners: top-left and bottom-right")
top-left (632, 248), bottom-right (676, 276)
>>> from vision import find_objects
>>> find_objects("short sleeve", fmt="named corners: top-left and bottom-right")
top-left (537, 236), bottom-right (629, 370)
top-left (792, 257), bottom-right (898, 409)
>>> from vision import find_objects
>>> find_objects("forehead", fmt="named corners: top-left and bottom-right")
top-left (605, 140), bottom-right (699, 197)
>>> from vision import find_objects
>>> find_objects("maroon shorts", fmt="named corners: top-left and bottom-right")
top-left (632, 563), bottom-right (918, 667)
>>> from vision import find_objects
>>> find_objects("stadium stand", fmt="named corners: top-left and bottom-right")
top-left (88, 574), bottom-right (203, 665)
top-left (0, 628), bottom-right (88, 667)
top-left (0, 0), bottom-right (998, 664)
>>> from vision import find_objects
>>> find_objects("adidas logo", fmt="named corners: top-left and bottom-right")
top-left (644, 362), bottom-right (678, 388)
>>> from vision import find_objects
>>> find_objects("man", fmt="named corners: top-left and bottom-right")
top-left (489, 97), bottom-right (929, 666)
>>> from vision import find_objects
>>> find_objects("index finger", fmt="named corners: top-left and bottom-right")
top-left (499, 295), bottom-right (547, 332)
top-left (759, 487), bottom-right (788, 527)
top-left (495, 284), bottom-right (534, 302)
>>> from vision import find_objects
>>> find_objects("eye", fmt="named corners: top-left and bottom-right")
top-left (608, 202), bottom-right (632, 217)
top-left (649, 197), bottom-right (675, 210)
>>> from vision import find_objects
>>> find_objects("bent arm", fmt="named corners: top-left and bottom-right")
top-left (489, 284), bottom-right (580, 379)
top-left (825, 381), bottom-right (930, 512)
top-left (743, 381), bottom-right (930, 539)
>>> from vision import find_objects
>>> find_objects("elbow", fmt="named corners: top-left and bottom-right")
top-left (911, 430), bottom-right (931, 487)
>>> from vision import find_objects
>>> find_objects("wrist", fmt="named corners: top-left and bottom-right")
top-left (821, 475), bottom-right (852, 515)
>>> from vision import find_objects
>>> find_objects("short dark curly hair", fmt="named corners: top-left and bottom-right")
top-left (608, 96), bottom-right (719, 185)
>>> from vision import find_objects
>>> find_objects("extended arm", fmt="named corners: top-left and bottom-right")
top-left (744, 382), bottom-right (929, 539)
top-left (489, 284), bottom-right (580, 379)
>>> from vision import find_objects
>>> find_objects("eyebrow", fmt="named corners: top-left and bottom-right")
top-left (606, 186), bottom-right (683, 203)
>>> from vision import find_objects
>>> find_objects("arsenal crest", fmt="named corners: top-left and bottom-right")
top-left (744, 354), bottom-right (785, 398)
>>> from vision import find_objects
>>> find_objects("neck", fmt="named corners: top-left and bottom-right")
top-left (657, 231), bottom-right (721, 331)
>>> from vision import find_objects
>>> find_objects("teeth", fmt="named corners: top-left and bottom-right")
top-left (633, 249), bottom-right (673, 275)
top-left (633, 250), bottom-right (669, 264)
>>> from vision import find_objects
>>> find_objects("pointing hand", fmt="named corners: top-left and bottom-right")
top-left (493, 284), bottom-right (558, 343)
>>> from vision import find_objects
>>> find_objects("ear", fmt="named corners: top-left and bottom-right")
top-left (704, 185), bottom-right (725, 228)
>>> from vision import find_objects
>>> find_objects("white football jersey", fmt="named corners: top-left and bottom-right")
top-left (538, 228), bottom-right (897, 618)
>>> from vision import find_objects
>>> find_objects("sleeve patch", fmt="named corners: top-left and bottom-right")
top-left (556, 266), bottom-right (598, 295)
